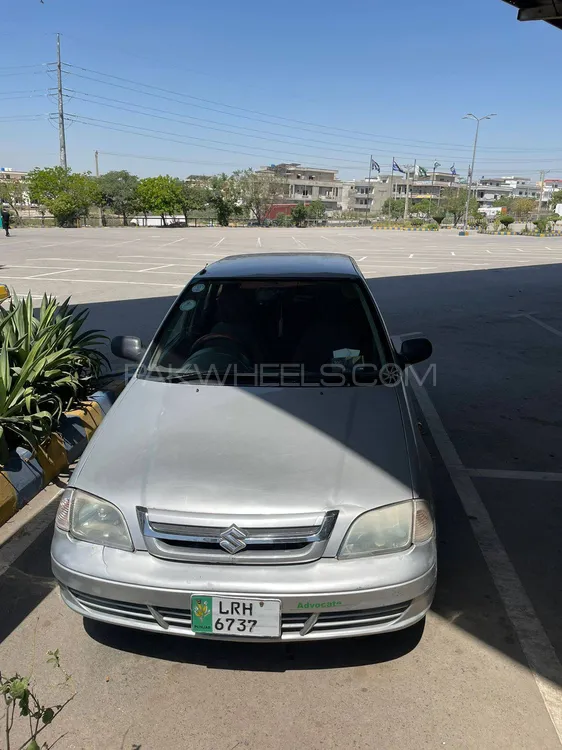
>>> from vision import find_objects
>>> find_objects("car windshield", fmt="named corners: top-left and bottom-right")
top-left (141, 278), bottom-right (388, 385)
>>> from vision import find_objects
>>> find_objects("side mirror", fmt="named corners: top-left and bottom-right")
top-left (400, 337), bottom-right (432, 365)
top-left (111, 335), bottom-right (145, 362)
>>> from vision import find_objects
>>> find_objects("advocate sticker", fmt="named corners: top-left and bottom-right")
top-left (191, 596), bottom-right (213, 633)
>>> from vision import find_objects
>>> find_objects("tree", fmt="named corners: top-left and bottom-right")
top-left (499, 215), bottom-right (515, 230)
top-left (550, 190), bottom-right (562, 209)
top-left (291, 204), bottom-right (308, 227)
top-left (174, 178), bottom-right (209, 226)
top-left (0, 179), bottom-right (27, 220)
top-left (236, 169), bottom-right (284, 226)
top-left (511, 197), bottom-right (535, 222)
top-left (27, 167), bottom-right (99, 227)
top-left (493, 196), bottom-right (515, 213)
top-left (410, 199), bottom-right (433, 217)
top-left (432, 211), bottom-right (446, 227)
top-left (207, 173), bottom-right (241, 226)
top-left (136, 175), bottom-right (181, 226)
top-left (97, 170), bottom-right (139, 226)
top-left (441, 187), bottom-right (478, 227)
top-left (306, 200), bottom-right (326, 223)
top-left (382, 198), bottom-right (406, 219)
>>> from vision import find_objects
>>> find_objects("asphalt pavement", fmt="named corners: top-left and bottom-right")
top-left (1, 227), bottom-right (562, 749)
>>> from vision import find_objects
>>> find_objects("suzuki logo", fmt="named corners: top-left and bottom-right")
top-left (219, 524), bottom-right (247, 554)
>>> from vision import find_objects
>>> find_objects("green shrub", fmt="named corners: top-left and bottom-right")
top-left (431, 212), bottom-right (445, 227)
top-left (533, 218), bottom-right (549, 233)
top-left (274, 213), bottom-right (292, 227)
top-left (0, 293), bottom-right (108, 462)
top-left (410, 217), bottom-right (424, 226)
top-left (499, 215), bottom-right (515, 229)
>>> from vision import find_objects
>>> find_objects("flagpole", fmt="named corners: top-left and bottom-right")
top-left (367, 155), bottom-right (372, 221)
top-left (404, 160), bottom-right (415, 220)
top-left (389, 159), bottom-right (394, 219)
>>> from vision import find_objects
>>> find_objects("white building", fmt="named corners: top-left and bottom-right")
top-left (258, 164), bottom-right (343, 212)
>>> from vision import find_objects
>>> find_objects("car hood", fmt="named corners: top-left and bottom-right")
top-left (73, 379), bottom-right (414, 516)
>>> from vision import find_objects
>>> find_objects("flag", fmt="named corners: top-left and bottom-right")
top-left (450, 164), bottom-right (457, 175)
top-left (419, 166), bottom-right (428, 177)
top-left (371, 158), bottom-right (381, 173)
top-left (433, 161), bottom-right (441, 169)
top-left (393, 159), bottom-right (405, 173)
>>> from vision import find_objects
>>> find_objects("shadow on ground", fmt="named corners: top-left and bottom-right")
top-left (2, 262), bottom-right (562, 681)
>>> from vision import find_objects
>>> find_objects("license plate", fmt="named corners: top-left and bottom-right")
top-left (190, 595), bottom-right (281, 638)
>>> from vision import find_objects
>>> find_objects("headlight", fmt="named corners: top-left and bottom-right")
top-left (55, 488), bottom-right (133, 551)
top-left (338, 500), bottom-right (433, 558)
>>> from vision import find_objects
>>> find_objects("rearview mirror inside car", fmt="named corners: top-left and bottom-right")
top-left (399, 337), bottom-right (433, 365)
top-left (111, 335), bottom-right (145, 362)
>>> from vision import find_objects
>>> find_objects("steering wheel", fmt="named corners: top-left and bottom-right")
top-left (189, 333), bottom-right (254, 367)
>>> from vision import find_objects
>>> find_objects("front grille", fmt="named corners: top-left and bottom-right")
top-left (138, 508), bottom-right (338, 565)
top-left (68, 589), bottom-right (410, 636)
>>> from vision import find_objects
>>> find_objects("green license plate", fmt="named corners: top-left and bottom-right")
top-left (191, 595), bottom-right (281, 638)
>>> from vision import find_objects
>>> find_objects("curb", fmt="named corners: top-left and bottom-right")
top-left (371, 227), bottom-right (439, 232)
top-left (485, 231), bottom-right (562, 237)
top-left (0, 378), bottom-right (126, 528)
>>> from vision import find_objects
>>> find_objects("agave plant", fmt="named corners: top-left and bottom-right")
top-left (0, 292), bottom-right (109, 462)
top-left (0, 345), bottom-right (55, 464)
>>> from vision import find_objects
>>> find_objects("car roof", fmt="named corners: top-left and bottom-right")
top-left (193, 253), bottom-right (362, 280)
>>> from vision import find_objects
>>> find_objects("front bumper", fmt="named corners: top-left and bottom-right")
top-left (51, 529), bottom-right (436, 642)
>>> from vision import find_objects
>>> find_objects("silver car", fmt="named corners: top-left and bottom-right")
top-left (52, 253), bottom-right (436, 642)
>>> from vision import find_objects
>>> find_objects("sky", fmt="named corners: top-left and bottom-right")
top-left (2, 0), bottom-right (562, 182)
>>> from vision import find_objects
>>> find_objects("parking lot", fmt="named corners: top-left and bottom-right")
top-left (2, 226), bottom-right (562, 748)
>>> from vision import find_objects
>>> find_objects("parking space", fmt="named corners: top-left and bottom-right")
top-left (2, 227), bottom-right (562, 748)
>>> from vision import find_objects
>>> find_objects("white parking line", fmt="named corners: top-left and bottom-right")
top-left (291, 236), bottom-right (307, 249)
top-left (485, 249), bottom-right (492, 254)
top-left (105, 238), bottom-right (142, 248)
top-left (137, 264), bottom-right (176, 273)
top-left (409, 254), bottom-right (414, 258)
top-left (321, 235), bottom-right (336, 243)
top-left (511, 312), bottom-right (562, 338)
top-left (357, 256), bottom-right (367, 262)
top-left (412, 380), bottom-right (562, 741)
top-left (121, 253), bottom-right (224, 259)
top-left (211, 237), bottom-right (225, 248)
top-left (257, 237), bottom-right (261, 248)
top-left (467, 468), bottom-right (562, 481)
top-left (159, 237), bottom-right (187, 248)
top-left (0, 276), bottom-right (184, 288)
top-left (451, 251), bottom-right (456, 256)
top-left (30, 257), bottom-right (155, 266)
top-left (28, 268), bottom-right (80, 278)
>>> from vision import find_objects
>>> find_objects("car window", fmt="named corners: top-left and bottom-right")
top-left (142, 278), bottom-right (388, 385)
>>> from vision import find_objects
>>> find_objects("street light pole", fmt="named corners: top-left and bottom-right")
top-left (462, 113), bottom-right (496, 232)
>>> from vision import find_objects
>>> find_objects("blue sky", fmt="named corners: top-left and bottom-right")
top-left (3, 0), bottom-right (562, 181)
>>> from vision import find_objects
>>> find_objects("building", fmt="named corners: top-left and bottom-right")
top-left (259, 164), bottom-right (342, 212)
top-left (0, 168), bottom-right (27, 182)
top-left (342, 176), bottom-right (392, 214)
top-left (503, 176), bottom-right (540, 200)
top-left (541, 179), bottom-right (562, 212)
top-left (475, 178), bottom-right (514, 216)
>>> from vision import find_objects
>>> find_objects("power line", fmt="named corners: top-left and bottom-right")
top-left (65, 98), bottom-right (562, 165)
top-left (65, 89), bottom-right (400, 155)
top-left (66, 91), bottom-right (436, 160)
top-left (67, 114), bottom-right (393, 169)
top-left (63, 64), bottom-right (481, 151)
top-left (62, 65), bottom-right (562, 159)
top-left (65, 113), bottom-right (372, 165)
top-left (99, 150), bottom-right (250, 168)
